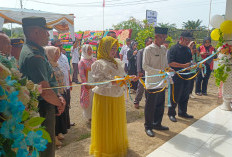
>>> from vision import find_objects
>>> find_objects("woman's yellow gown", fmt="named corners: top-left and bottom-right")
top-left (89, 93), bottom-right (128, 157)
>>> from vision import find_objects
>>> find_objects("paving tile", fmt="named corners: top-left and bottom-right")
top-left (159, 138), bottom-right (200, 157)
top-left (193, 141), bottom-right (232, 157)
top-left (146, 148), bottom-right (178, 157)
top-left (148, 107), bottom-right (232, 157)
top-left (176, 129), bottom-right (211, 147)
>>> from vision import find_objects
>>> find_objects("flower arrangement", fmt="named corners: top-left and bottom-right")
top-left (0, 55), bottom-right (50, 157)
top-left (214, 43), bottom-right (232, 86)
top-left (220, 44), bottom-right (232, 55)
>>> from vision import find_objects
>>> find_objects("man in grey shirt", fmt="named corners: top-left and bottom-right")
top-left (134, 37), bottom-right (153, 109)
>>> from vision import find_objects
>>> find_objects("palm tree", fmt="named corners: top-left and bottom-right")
top-left (158, 22), bottom-right (177, 30)
top-left (182, 19), bottom-right (203, 30)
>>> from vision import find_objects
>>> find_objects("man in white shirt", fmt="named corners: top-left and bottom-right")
top-left (119, 38), bottom-right (131, 73)
top-left (71, 40), bottom-right (80, 83)
top-left (143, 27), bottom-right (170, 137)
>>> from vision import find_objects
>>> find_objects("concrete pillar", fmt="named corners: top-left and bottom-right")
top-left (220, 0), bottom-right (232, 111)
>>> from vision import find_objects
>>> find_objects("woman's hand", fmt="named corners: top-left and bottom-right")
top-left (112, 81), bottom-right (118, 85)
top-left (133, 50), bottom-right (138, 55)
top-left (131, 75), bottom-right (139, 82)
top-left (169, 68), bottom-right (175, 72)
top-left (85, 85), bottom-right (93, 89)
top-left (200, 51), bottom-right (208, 55)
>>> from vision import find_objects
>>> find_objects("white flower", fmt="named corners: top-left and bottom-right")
top-left (30, 99), bottom-right (39, 108)
top-left (34, 84), bottom-right (43, 94)
top-left (26, 80), bottom-right (35, 91)
top-left (0, 62), bottom-right (11, 80)
top-left (18, 86), bottom-right (30, 106)
top-left (11, 68), bottom-right (22, 80)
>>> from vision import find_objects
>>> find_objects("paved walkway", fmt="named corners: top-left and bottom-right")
top-left (147, 106), bottom-right (232, 157)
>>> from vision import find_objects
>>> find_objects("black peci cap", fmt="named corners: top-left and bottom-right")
top-left (155, 27), bottom-right (168, 35)
top-left (22, 17), bottom-right (52, 30)
top-left (180, 31), bottom-right (193, 39)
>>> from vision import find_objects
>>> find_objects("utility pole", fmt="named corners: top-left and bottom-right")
top-left (103, 0), bottom-right (105, 31)
top-left (20, 0), bottom-right (23, 9)
top-left (208, 0), bottom-right (212, 36)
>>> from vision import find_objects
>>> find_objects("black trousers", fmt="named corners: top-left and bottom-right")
top-left (168, 76), bottom-right (190, 116)
top-left (38, 100), bottom-right (56, 157)
top-left (144, 89), bottom-right (165, 130)
top-left (65, 89), bottom-right (71, 129)
top-left (195, 64), bottom-right (212, 94)
top-left (128, 68), bottom-right (138, 90)
top-left (55, 89), bottom-right (71, 135)
top-left (124, 63), bottom-right (128, 74)
top-left (72, 63), bottom-right (79, 82)
top-left (134, 80), bottom-right (145, 104)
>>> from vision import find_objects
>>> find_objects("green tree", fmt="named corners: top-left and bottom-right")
top-left (166, 36), bottom-right (175, 49)
top-left (135, 20), bottom-right (154, 50)
top-left (2, 28), bottom-right (11, 37)
top-left (158, 22), bottom-right (177, 31)
top-left (182, 19), bottom-right (203, 30)
top-left (113, 17), bottom-right (143, 39)
top-left (2, 27), bottom-right (24, 38)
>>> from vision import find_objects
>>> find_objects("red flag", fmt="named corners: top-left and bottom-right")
top-left (103, 0), bottom-right (105, 7)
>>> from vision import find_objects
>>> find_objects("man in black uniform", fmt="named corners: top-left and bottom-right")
top-left (167, 31), bottom-right (194, 122)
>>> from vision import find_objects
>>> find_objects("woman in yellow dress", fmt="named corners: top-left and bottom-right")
top-left (90, 36), bottom-right (130, 157)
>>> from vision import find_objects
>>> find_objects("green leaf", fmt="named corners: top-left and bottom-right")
top-left (18, 77), bottom-right (27, 86)
top-left (26, 117), bottom-right (45, 127)
top-left (226, 67), bottom-right (231, 72)
top-left (34, 128), bottom-right (51, 143)
top-left (22, 126), bottom-right (31, 135)
top-left (22, 110), bottom-right (29, 121)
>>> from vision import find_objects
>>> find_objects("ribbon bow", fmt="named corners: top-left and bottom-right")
top-left (114, 75), bottom-right (136, 101)
top-left (114, 75), bottom-right (135, 87)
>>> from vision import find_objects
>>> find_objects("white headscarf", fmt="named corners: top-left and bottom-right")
top-left (81, 44), bottom-right (93, 60)
top-left (44, 46), bottom-right (60, 67)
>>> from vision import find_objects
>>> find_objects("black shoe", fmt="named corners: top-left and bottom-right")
top-left (178, 113), bottom-right (194, 119)
top-left (145, 129), bottom-right (155, 137)
top-left (75, 81), bottom-right (81, 84)
top-left (153, 125), bottom-right (169, 130)
top-left (169, 116), bottom-right (177, 122)
top-left (202, 92), bottom-right (208, 96)
top-left (195, 92), bottom-right (202, 96)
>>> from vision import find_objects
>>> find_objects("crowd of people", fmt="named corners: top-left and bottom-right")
top-left (0, 16), bottom-right (216, 157)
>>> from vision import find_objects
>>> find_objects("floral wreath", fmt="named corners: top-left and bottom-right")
top-left (214, 43), bottom-right (232, 86)
top-left (0, 54), bottom-right (50, 157)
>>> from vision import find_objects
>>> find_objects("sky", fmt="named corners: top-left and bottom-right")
top-left (1, 0), bottom-right (227, 31)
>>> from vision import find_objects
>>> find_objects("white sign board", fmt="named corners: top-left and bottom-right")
top-left (146, 10), bottom-right (157, 27)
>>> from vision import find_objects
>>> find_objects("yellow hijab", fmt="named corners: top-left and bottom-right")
top-left (97, 36), bottom-right (119, 68)
top-left (44, 46), bottom-right (60, 67)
